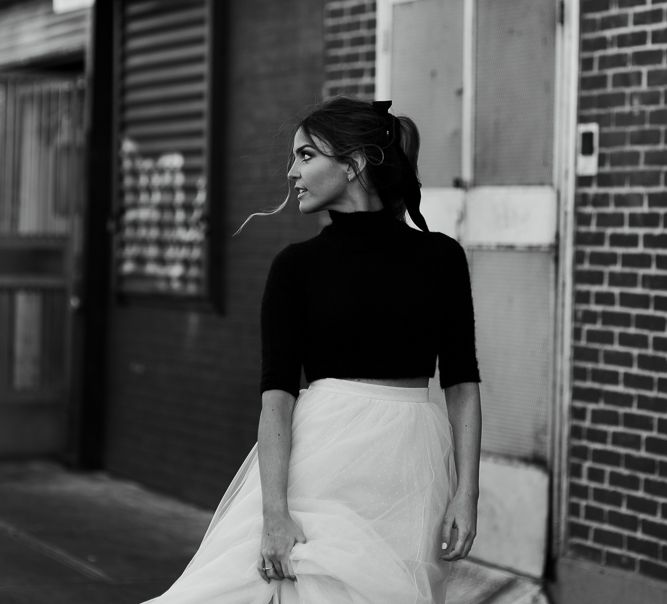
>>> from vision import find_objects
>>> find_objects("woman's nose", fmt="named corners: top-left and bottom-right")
top-left (287, 161), bottom-right (299, 180)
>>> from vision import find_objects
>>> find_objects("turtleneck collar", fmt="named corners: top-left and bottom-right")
top-left (326, 207), bottom-right (398, 237)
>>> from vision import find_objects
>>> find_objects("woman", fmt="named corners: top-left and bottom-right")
top-left (142, 97), bottom-right (482, 603)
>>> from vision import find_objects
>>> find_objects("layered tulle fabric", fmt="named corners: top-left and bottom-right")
top-left (142, 378), bottom-right (458, 604)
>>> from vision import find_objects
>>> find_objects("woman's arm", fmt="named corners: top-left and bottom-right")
top-left (256, 389), bottom-right (306, 583)
top-left (440, 381), bottom-right (482, 561)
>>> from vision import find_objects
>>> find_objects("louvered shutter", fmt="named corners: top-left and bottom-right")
top-left (114, 0), bottom-right (211, 299)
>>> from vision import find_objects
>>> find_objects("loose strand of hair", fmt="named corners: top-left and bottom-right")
top-left (231, 187), bottom-right (290, 237)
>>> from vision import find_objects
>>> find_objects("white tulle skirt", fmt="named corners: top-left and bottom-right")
top-left (142, 378), bottom-right (458, 604)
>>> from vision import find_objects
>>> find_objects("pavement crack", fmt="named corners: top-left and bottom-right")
top-left (0, 520), bottom-right (114, 583)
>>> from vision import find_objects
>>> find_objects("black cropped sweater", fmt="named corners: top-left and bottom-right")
top-left (260, 207), bottom-right (481, 398)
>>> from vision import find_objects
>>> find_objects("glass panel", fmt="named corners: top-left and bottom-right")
top-left (390, 0), bottom-right (464, 187)
top-left (469, 248), bottom-right (554, 462)
top-left (475, 0), bottom-right (555, 185)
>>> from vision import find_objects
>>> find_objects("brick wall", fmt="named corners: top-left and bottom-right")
top-left (567, 0), bottom-right (667, 581)
top-left (103, 0), bottom-right (323, 508)
top-left (324, 0), bottom-right (376, 99)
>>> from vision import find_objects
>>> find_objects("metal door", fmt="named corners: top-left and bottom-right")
top-left (0, 75), bottom-right (84, 457)
top-left (377, 0), bottom-right (561, 577)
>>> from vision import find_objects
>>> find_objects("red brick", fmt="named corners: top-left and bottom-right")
top-left (629, 90), bottom-right (661, 107)
top-left (637, 395), bottom-right (666, 413)
top-left (621, 253), bottom-right (651, 268)
top-left (654, 335), bottom-right (667, 352)
top-left (639, 559), bottom-right (667, 582)
top-left (649, 108), bottom-right (667, 125)
top-left (635, 313), bottom-right (667, 330)
top-left (603, 389), bottom-right (634, 408)
top-left (582, 36), bottom-right (610, 52)
top-left (615, 112), bottom-right (646, 128)
top-left (570, 521), bottom-right (591, 540)
top-left (594, 291), bottom-right (615, 305)
top-left (619, 331), bottom-right (649, 349)
top-left (582, 74), bottom-right (608, 90)
top-left (575, 345), bottom-right (600, 363)
top-left (629, 129), bottom-right (660, 145)
top-left (629, 50), bottom-right (664, 66)
top-left (638, 353), bottom-right (667, 372)
top-left (586, 329), bottom-right (615, 345)
top-left (609, 233), bottom-right (638, 247)
top-left (591, 408), bottom-right (620, 425)
top-left (628, 536), bottom-right (660, 558)
top-left (651, 28), bottom-right (667, 44)
top-left (633, 8), bottom-right (664, 25)
top-left (629, 170), bottom-right (661, 186)
top-left (591, 449), bottom-right (623, 469)
top-left (646, 436), bottom-right (667, 457)
top-left (593, 527), bottom-right (624, 548)
top-left (645, 477), bottom-right (667, 497)
top-left (616, 31), bottom-right (648, 47)
top-left (609, 271), bottom-right (638, 287)
top-left (642, 519), bottom-right (667, 542)
top-left (611, 431), bottom-right (642, 450)
top-left (609, 508), bottom-right (639, 530)
top-left (647, 69), bottom-right (667, 86)
top-left (625, 453), bottom-right (657, 474)
top-left (620, 292), bottom-right (651, 308)
top-left (599, 53), bottom-right (629, 70)
top-left (613, 70), bottom-right (643, 86)
top-left (603, 350), bottom-right (633, 367)
top-left (626, 494), bottom-right (658, 515)
top-left (628, 212), bottom-right (660, 227)
top-left (574, 385), bottom-right (603, 403)
top-left (601, 311), bottom-right (631, 327)
top-left (645, 150), bottom-right (667, 165)
top-left (623, 412), bottom-right (654, 431)
top-left (623, 372), bottom-right (654, 391)
top-left (584, 502), bottom-right (606, 521)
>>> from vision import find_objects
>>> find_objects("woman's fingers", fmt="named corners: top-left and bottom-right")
top-left (272, 559), bottom-right (286, 580)
top-left (257, 556), bottom-right (270, 583)
top-left (440, 525), bottom-right (475, 561)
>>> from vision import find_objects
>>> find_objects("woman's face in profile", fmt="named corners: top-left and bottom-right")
top-left (287, 127), bottom-right (350, 214)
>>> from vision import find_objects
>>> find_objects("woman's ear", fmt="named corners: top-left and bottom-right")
top-left (346, 151), bottom-right (367, 182)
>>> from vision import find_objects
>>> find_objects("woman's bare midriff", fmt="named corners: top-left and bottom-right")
top-left (339, 377), bottom-right (429, 388)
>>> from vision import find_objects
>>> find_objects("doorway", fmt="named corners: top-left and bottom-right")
top-left (0, 74), bottom-right (85, 458)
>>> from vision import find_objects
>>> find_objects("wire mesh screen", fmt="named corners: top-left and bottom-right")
top-left (469, 248), bottom-right (555, 462)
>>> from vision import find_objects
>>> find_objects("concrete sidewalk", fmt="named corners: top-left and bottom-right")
top-left (0, 461), bottom-right (547, 604)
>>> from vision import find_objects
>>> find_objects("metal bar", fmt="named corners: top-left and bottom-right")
top-left (461, 0), bottom-right (475, 187)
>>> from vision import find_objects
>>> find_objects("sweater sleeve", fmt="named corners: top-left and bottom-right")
top-left (260, 244), bottom-right (305, 398)
top-left (438, 236), bottom-right (482, 389)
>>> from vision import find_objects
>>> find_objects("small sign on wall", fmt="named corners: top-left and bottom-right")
top-left (576, 123), bottom-right (599, 177)
top-left (53, 0), bottom-right (94, 14)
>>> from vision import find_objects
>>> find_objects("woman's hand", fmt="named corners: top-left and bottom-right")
top-left (439, 489), bottom-right (478, 561)
top-left (257, 512), bottom-right (306, 583)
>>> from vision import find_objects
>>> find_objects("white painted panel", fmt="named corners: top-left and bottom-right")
top-left (409, 186), bottom-right (557, 248)
top-left (406, 187), bottom-right (464, 238)
top-left (386, 0), bottom-right (464, 187)
top-left (471, 455), bottom-right (549, 578)
top-left (464, 186), bottom-right (557, 247)
top-left (470, 248), bottom-right (554, 461)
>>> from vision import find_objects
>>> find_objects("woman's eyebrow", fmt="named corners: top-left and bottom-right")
top-left (294, 144), bottom-right (316, 155)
